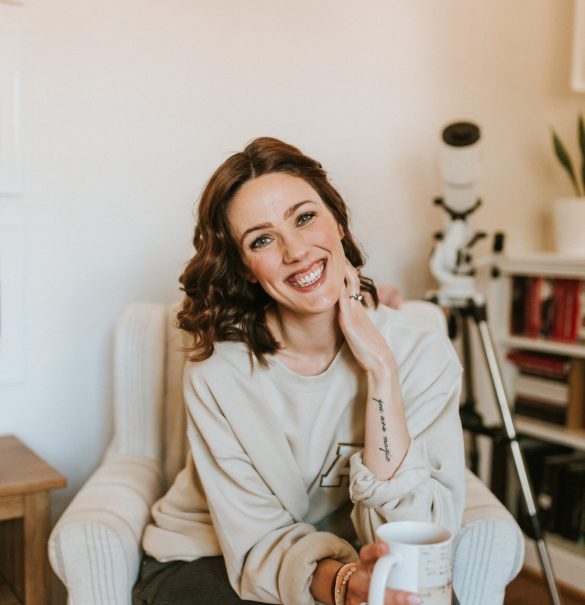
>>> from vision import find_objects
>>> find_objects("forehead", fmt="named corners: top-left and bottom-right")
top-left (227, 173), bottom-right (324, 230)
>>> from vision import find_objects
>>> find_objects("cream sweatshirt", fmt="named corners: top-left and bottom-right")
top-left (142, 304), bottom-right (465, 605)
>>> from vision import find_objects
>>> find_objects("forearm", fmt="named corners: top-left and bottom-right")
top-left (310, 558), bottom-right (342, 605)
top-left (362, 360), bottom-right (410, 480)
top-left (350, 376), bottom-right (466, 543)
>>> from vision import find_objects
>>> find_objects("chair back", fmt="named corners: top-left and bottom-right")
top-left (162, 304), bottom-right (189, 488)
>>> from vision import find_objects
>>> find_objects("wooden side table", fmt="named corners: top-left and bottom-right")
top-left (0, 435), bottom-right (66, 605)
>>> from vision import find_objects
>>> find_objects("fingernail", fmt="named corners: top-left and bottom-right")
top-left (407, 596), bottom-right (422, 605)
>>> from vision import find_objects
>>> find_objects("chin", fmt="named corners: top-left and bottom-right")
top-left (294, 292), bottom-right (340, 316)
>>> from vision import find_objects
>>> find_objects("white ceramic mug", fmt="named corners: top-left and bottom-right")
top-left (368, 521), bottom-right (453, 605)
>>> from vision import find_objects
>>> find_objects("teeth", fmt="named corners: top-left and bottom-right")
top-left (290, 262), bottom-right (324, 287)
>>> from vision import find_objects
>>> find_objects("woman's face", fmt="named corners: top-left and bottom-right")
top-left (227, 172), bottom-right (347, 319)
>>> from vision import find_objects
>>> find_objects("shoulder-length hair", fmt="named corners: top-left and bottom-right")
top-left (178, 137), bottom-right (378, 365)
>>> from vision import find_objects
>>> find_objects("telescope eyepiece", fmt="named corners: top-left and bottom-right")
top-left (442, 122), bottom-right (480, 147)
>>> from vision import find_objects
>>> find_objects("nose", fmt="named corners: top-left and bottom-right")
top-left (281, 231), bottom-right (308, 264)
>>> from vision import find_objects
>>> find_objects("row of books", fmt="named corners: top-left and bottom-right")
top-left (517, 438), bottom-right (585, 545)
top-left (508, 350), bottom-right (585, 430)
top-left (510, 276), bottom-right (585, 343)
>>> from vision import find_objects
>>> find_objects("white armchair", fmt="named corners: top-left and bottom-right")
top-left (49, 301), bottom-right (524, 605)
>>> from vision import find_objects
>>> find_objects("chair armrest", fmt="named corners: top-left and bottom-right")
top-left (453, 469), bottom-right (524, 605)
top-left (49, 448), bottom-right (163, 605)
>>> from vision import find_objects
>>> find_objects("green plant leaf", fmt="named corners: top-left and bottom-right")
top-left (552, 129), bottom-right (581, 196)
top-left (579, 114), bottom-right (585, 195)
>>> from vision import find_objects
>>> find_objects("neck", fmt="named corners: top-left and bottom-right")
top-left (268, 306), bottom-right (343, 366)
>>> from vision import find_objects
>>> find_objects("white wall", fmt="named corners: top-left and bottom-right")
top-left (0, 0), bottom-right (583, 598)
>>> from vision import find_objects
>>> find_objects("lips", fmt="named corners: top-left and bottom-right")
top-left (287, 260), bottom-right (326, 288)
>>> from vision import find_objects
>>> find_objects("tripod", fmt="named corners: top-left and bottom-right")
top-left (429, 292), bottom-right (563, 605)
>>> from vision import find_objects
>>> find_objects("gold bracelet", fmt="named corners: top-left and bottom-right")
top-left (334, 562), bottom-right (357, 605)
top-left (330, 562), bottom-right (343, 605)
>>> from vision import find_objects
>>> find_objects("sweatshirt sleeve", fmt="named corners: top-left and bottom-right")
top-left (184, 367), bottom-right (357, 605)
top-left (349, 330), bottom-right (465, 544)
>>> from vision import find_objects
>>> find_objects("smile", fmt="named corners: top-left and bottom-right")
top-left (287, 260), bottom-right (326, 288)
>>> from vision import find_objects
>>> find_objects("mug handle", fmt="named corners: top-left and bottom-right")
top-left (368, 552), bottom-right (401, 605)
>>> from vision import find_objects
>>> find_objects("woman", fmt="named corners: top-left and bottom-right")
top-left (134, 137), bottom-right (464, 605)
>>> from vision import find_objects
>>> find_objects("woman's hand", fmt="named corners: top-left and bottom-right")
top-left (339, 260), bottom-right (410, 478)
top-left (345, 542), bottom-right (421, 605)
top-left (338, 261), bottom-right (395, 376)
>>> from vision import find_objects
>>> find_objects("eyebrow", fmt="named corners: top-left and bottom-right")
top-left (239, 200), bottom-right (315, 244)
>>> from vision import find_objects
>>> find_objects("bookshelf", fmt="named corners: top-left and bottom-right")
top-left (487, 253), bottom-right (585, 593)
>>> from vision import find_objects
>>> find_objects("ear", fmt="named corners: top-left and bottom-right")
top-left (337, 223), bottom-right (345, 239)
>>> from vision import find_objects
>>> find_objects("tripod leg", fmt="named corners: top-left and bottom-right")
top-left (459, 310), bottom-right (480, 474)
top-left (470, 299), bottom-right (563, 605)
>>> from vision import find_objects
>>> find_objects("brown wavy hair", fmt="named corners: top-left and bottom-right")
top-left (178, 137), bottom-right (378, 365)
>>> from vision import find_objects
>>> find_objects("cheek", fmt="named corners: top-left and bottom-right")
top-left (331, 233), bottom-right (347, 263)
top-left (245, 255), bottom-right (277, 284)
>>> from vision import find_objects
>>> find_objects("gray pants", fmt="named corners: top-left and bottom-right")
top-left (132, 556), bottom-right (264, 605)
top-left (132, 555), bottom-right (460, 605)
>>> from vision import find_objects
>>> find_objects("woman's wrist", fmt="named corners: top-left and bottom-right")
top-left (364, 351), bottom-right (397, 381)
top-left (334, 562), bottom-right (357, 605)
top-left (330, 562), bottom-right (343, 605)
top-left (311, 558), bottom-right (346, 605)
top-left (365, 367), bottom-right (400, 407)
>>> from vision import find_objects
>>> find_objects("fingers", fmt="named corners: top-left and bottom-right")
top-left (343, 259), bottom-right (361, 296)
top-left (385, 589), bottom-right (422, 605)
top-left (358, 541), bottom-right (388, 571)
top-left (339, 261), bottom-right (362, 321)
top-left (349, 544), bottom-right (421, 605)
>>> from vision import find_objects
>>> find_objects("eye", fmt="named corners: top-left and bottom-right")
top-left (250, 235), bottom-right (272, 250)
top-left (296, 211), bottom-right (316, 226)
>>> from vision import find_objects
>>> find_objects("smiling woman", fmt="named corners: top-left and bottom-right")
top-left (134, 137), bottom-right (465, 605)
top-left (227, 173), bottom-right (348, 323)
top-left (176, 137), bottom-right (377, 366)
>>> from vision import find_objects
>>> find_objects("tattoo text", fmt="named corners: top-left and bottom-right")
top-left (373, 397), bottom-right (391, 462)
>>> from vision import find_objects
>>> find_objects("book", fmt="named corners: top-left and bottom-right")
top-left (578, 284), bottom-right (585, 343)
top-left (514, 397), bottom-right (567, 425)
top-left (551, 279), bottom-right (581, 343)
top-left (515, 438), bottom-right (571, 537)
top-left (510, 276), bottom-right (529, 336)
top-left (567, 357), bottom-right (585, 430)
top-left (558, 461), bottom-right (585, 541)
top-left (507, 350), bottom-right (571, 381)
top-left (508, 277), bottom-right (584, 343)
top-left (537, 452), bottom-right (585, 533)
top-left (515, 373), bottom-right (568, 405)
top-left (538, 278), bottom-right (556, 338)
top-left (566, 280), bottom-right (581, 342)
top-left (525, 277), bottom-right (547, 338)
top-left (520, 437), bottom-right (570, 492)
top-left (508, 351), bottom-right (584, 430)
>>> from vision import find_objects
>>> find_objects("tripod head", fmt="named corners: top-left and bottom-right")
top-left (428, 197), bottom-right (504, 307)
top-left (427, 121), bottom-right (505, 307)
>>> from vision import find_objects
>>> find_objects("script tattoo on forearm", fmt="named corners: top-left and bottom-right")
top-left (373, 397), bottom-right (391, 462)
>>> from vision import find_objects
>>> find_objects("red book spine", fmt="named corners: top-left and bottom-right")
top-left (567, 280), bottom-right (580, 342)
top-left (551, 280), bottom-right (568, 341)
top-left (525, 277), bottom-right (543, 338)
top-left (578, 282), bottom-right (585, 342)
top-left (510, 276), bottom-right (527, 335)
top-left (561, 280), bottom-right (579, 342)
top-left (506, 350), bottom-right (570, 379)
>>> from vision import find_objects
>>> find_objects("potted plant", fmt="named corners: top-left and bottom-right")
top-left (551, 115), bottom-right (585, 256)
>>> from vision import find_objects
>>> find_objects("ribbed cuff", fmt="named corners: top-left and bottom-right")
top-left (278, 532), bottom-right (358, 605)
top-left (349, 440), bottom-right (431, 508)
